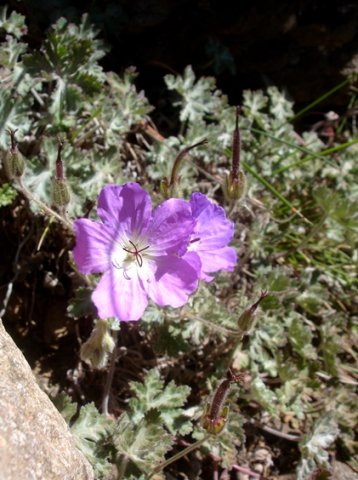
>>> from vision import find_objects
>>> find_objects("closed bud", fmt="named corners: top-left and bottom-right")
top-left (80, 319), bottom-right (116, 370)
top-left (4, 129), bottom-right (25, 179)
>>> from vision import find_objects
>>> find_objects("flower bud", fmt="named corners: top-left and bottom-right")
top-left (3, 129), bottom-right (25, 179)
top-left (80, 319), bottom-right (116, 369)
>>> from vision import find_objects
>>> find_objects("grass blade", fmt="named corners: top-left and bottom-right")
top-left (272, 138), bottom-right (358, 175)
top-left (242, 160), bottom-right (312, 224)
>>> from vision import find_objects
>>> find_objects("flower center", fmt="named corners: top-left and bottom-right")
top-left (122, 240), bottom-right (150, 268)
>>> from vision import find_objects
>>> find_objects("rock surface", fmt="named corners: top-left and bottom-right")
top-left (0, 320), bottom-right (94, 480)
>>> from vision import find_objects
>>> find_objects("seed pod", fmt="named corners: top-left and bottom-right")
top-left (159, 177), bottom-right (170, 199)
top-left (51, 139), bottom-right (70, 207)
top-left (52, 178), bottom-right (71, 206)
top-left (224, 170), bottom-right (246, 200)
top-left (237, 290), bottom-right (268, 335)
top-left (162, 139), bottom-right (207, 199)
top-left (3, 129), bottom-right (25, 179)
top-left (223, 107), bottom-right (246, 201)
top-left (202, 369), bottom-right (245, 435)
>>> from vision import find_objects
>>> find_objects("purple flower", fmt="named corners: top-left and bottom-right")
top-left (183, 192), bottom-right (237, 281)
top-left (73, 183), bottom-right (199, 321)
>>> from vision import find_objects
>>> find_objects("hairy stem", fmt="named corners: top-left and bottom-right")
top-left (117, 455), bottom-right (129, 480)
top-left (101, 332), bottom-right (119, 416)
top-left (147, 434), bottom-right (211, 479)
top-left (16, 178), bottom-right (73, 231)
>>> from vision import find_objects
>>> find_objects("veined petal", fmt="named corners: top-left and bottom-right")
top-left (92, 268), bottom-right (148, 321)
top-left (190, 192), bottom-right (234, 250)
top-left (146, 256), bottom-right (199, 308)
top-left (199, 246), bottom-right (237, 277)
top-left (148, 199), bottom-right (195, 255)
top-left (97, 183), bottom-right (152, 238)
top-left (73, 219), bottom-right (114, 274)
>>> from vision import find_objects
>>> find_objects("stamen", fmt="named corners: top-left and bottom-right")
top-left (190, 237), bottom-right (200, 244)
top-left (137, 253), bottom-right (143, 267)
top-left (111, 258), bottom-right (122, 269)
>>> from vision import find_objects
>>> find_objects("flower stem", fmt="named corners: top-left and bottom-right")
top-left (147, 434), bottom-right (211, 479)
top-left (101, 332), bottom-right (118, 416)
top-left (16, 178), bottom-right (73, 231)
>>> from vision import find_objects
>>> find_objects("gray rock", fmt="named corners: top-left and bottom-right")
top-left (0, 320), bottom-right (94, 480)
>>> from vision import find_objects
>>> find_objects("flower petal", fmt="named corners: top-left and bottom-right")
top-left (92, 267), bottom-right (148, 321)
top-left (97, 183), bottom-right (152, 238)
top-left (73, 219), bottom-right (114, 274)
top-left (181, 251), bottom-right (202, 275)
top-left (198, 246), bottom-right (237, 278)
top-left (190, 192), bottom-right (234, 250)
top-left (182, 251), bottom-right (215, 281)
top-left (146, 256), bottom-right (199, 308)
top-left (148, 199), bottom-right (195, 255)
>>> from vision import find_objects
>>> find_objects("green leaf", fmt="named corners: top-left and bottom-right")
top-left (53, 395), bottom-right (113, 478)
top-left (67, 286), bottom-right (96, 319)
top-left (165, 65), bottom-right (227, 123)
top-left (0, 182), bottom-right (17, 206)
top-left (0, 6), bottom-right (27, 38)
top-left (288, 316), bottom-right (317, 360)
top-left (52, 392), bottom-right (77, 424)
top-left (22, 14), bottom-right (106, 125)
top-left (250, 376), bottom-right (278, 416)
top-left (114, 413), bottom-right (173, 472)
top-left (0, 89), bottom-right (32, 148)
top-left (70, 402), bottom-right (114, 478)
top-left (297, 413), bottom-right (339, 479)
top-left (128, 369), bottom-right (192, 435)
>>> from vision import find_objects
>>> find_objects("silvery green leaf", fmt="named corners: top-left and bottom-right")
top-left (297, 413), bottom-right (339, 478)
top-left (0, 6), bottom-right (27, 38)
top-left (114, 413), bottom-right (173, 471)
top-left (70, 403), bottom-right (114, 477)
top-left (250, 376), bottom-right (278, 416)
top-left (165, 65), bottom-right (227, 123)
top-left (128, 369), bottom-right (191, 435)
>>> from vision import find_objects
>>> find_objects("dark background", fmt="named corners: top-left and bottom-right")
top-left (5, 0), bottom-right (358, 118)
